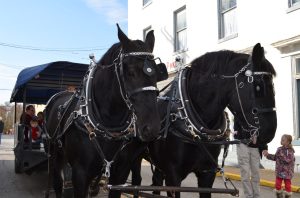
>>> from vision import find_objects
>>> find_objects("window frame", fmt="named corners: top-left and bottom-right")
top-left (292, 55), bottom-right (300, 140)
top-left (287, 0), bottom-right (300, 12)
top-left (143, 0), bottom-right (152, 7)
top-left (218, 0), bottom-right (238, 41)
top-left (174, 6), bottom-right (187, 53)
top-left (288, 0), bottom-right (300, 7)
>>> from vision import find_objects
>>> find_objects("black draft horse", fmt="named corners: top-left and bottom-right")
top-left (44, 24), bottom-right (167, 198)
top-left (134, 43), bottom-right (277, 198)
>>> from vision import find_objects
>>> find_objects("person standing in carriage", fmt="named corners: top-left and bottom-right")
top-left (30, 117), bottom-right (42, 143)
top-left (234, 119), bottom-right (267, 198)
top-left (20, 105), bottom-right (36, 143)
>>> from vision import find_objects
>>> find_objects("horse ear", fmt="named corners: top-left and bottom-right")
top-left (117, 23), bottom-right (130, 47)
top-left (251, 43), bottom-right (265, 69)
top-left (145, 30), bottom-right (155, 52)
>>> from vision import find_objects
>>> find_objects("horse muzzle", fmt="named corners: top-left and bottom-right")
top-left (137, 124), bottom-right (160, 142)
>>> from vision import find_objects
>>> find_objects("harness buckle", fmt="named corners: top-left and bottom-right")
top-left (89, 132), bottom-right (96, 140)
top-left (247, 76), bottom-right (253, 83)
top-left (57, 139), bottom-right (62, 148)
top-left (73, 111), bottom-right (79, 119)
top-left (104, 160), bottom-right (113, 178)
top-left (254, 116), bottom-right (260, 125)
top-left (170, 113), bottom-right (178, 122)
top-left (80, 104), bottom-right (88, 116)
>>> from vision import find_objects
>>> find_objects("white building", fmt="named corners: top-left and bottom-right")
top-left (128, 0), bottom-right (300, 170)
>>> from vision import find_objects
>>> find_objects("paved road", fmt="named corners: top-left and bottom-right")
top-left (0, 135), bottom-right (291, 198)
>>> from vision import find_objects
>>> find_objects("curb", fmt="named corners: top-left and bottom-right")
top-left (216, 172), bottom-right (300, 193)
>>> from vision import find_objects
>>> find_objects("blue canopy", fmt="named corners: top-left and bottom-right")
top-left (10, 61), bottom-right (89, 104)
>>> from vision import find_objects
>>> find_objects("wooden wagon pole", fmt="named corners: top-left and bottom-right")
top-left (108, 185), bottom-right (239, 196)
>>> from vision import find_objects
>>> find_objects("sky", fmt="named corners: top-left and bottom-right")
top-left (0, 0), bottom-right (128, 105)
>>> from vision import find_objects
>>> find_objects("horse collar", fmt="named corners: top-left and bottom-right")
top-left (170, 68), bottom-right (228, 141)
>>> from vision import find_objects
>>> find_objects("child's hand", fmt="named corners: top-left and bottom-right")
top-left (262, 150), bottom-right (268, 157)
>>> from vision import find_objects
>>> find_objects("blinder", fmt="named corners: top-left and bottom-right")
top-left (156, 62), bottom-right (168, 82)
top-left (246, 70), bottom-right (276, 115)
top-left (143, 59), bottom-right (156, 76)
top-left (253, 77), bottom-right (266, 98)
top-left (143, 57), bottom-right (168, 82)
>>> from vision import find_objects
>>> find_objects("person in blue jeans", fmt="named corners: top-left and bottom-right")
top-left (0, 116), bottom-right (4, 144)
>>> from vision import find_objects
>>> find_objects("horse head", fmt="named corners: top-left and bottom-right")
top-left (112, 24), bottom-right (164, 141)
top-left (228, 43), bottom-right (277, 146)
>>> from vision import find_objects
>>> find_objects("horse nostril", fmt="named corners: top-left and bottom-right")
top-left (143, 125), bottom-right (151, 134)
top-left (141, 125), bottom-right (156, 141)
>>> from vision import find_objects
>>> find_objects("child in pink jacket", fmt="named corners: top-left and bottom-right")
top-left (263, 134), bottom-right (295, 198)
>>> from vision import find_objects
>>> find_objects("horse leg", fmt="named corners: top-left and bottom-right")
top-left (49, 143), bottom-right (63, 198)
top-left (131, 157), bottom-right (142, 198)
top-left (108, 166), bottom-right (133, 198)
top-left (53, 167), bottom-right (63, 198)
top-left (52, 148), bottom-right (64, 198)
top-left (195, 171), bottom-right (216, 198)
top-left (72, 164), bottom-right (89, 198)
top-left (152, 167), bottom-right (164, 195)
top-left (165, 168), bottom-right (182, 198)
top-left (45, 142), bottom-right (54, 198)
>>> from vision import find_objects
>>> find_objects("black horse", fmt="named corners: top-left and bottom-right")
top-left (44, 24), bottom-right (167, 198)
top-left (133, 43), bottom-right (277, 198)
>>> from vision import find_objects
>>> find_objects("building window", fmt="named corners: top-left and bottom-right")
top-left (143, 26), bottom-right (152, 41)
top-left (218, 0), bottom-right (237, 40)
top-left (289, 0), bottom-right (300, 7)
top-left (174, 6), bottom-right (187, 52)
top-left (293, 56), bottom-right (300, 139)
top-left (143, 0), bottom-right (152, 6)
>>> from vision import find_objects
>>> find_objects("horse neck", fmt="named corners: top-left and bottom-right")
top-left (93, 67), bottom-right (129, 124)
top-left (188, 73), bottom-right (228, 128)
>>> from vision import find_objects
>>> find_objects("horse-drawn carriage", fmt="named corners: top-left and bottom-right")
top-left (10, 61), bottom-right (89, 174)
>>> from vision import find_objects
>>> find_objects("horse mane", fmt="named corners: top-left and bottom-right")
top-left (190, 50), bottom-right (276, 77)
top-left (98, 43), bottom-right (122, 66)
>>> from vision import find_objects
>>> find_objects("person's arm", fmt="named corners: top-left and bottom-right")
top-left (266, 153), bottom-right (276, 161)
top-left (265, 148), bottom-right (279, 161)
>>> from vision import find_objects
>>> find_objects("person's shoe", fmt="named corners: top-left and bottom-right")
top-left (284, 191), bottom-right (292, 198)
top-left (274, 189), bottom-right (283, 198)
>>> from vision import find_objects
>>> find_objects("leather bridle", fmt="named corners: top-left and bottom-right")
top-left (78, 50), bottom-right (159, 140)
top-left (221, 58), bottom-right (276, 144)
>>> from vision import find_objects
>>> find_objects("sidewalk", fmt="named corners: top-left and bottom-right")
top-left (217, 166), bottom-right (300, 193)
